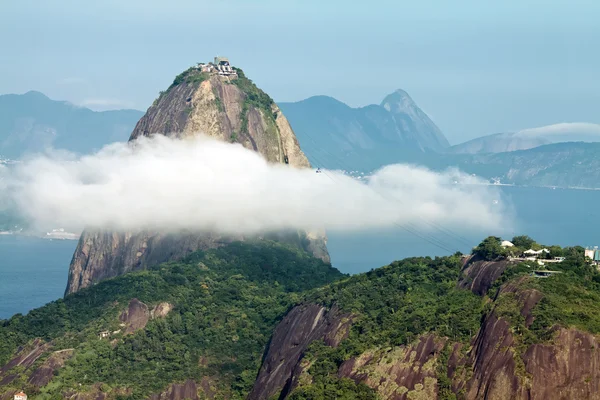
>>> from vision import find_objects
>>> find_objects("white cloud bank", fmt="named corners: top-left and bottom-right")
top-left (1, 135), bottom-right (509, 234)
top-left (516, 122), bottom-right (600, 140)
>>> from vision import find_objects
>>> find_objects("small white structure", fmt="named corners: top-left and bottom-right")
top-left (501, 240), bottom-right (514, 248)
top-left (585, 248), bottom-right (596, 260)
top-left (99, 330), bottom-right (110, 339)
top-left (524, 249), bottom-right (549, 257)
top-left (14, 392), bottom-right (28, 400)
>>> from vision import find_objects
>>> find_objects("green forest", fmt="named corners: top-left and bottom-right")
top-left (2, 237), bottom-right (600, 399)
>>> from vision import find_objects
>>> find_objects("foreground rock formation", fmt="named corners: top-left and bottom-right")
top-left (247, 257), bottom-right (600, 399)
top-left (65, 66), bottom-right (329, 295)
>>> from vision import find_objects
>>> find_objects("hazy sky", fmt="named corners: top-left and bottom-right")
top-left (1, 0), bottom-right (598, 143)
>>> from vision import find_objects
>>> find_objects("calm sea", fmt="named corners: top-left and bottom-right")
top-left (0, 235), bottom-right (77, 319)
top-left (1, 186), bottom-right (599, 319)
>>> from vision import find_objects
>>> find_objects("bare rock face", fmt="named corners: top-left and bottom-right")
top-left (28, 348), bottom-right (74, 387)
top-left (524, 328), bottom-right (600, 399)
top-left (248, 304), bottom-right (352, 400)
top-left (151, 302), bottom-right (174, 319)
top-left (67, 230), bottom-right (238, 295)
top-left (0, 338), bottom-right (49, 378)
top-left (65, 69), bottom-right (329, 295)
top-left (339, 335), bottom-right (445, 400)
top-left (119, 298), bottom-right (150, 334)
top-left (464, 311), bottom-right (524, 399)
top-left (148, 377), bottom-right (216, 400)
top-left (458, 255), bottom-right (511, 296)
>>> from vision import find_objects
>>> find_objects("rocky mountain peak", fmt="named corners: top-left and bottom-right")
top-left (65, 60), bottom-right (329, 295)
top-left (381, 89), bottom-right (416, 113)
top-left (380, 88), bottom-right (450, 151)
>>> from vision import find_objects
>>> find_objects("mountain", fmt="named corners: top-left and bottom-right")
top-left (2, 237), bottom-right (599, 399)
top-left (451, 123), bottom-right (600, 155)
top-left (65, 63), bottom-right (330, 295)
top-left (279, 90), bottom-right (449, 172)
top-left (0, 91), bottom-right (143, 159)
top-left (419, 142), bottom-right (600, 188)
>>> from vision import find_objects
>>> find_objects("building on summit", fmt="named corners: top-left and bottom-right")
top-left (196, 56), bottom-right (237, 77)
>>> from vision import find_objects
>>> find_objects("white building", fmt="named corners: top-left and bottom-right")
top-left (523, 249), bottom-right (550, 258)
top-left (585, 248), bottom-right (596, 260)
top-left (14, 392), bottom-right (27, 400)
top-left (501, 240), bottom-right (514, 248)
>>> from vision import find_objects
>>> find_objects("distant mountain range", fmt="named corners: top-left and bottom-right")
top-left (0, 91), bottom-right (143, 159)
top-left (2, 89), bottom-right (600, 189)
top-left (280, 92), bottom-right (600, 188)
top-left (422, 142), bottom-right (600, 188)
top-left (279, 90), bottom-right (449, 172)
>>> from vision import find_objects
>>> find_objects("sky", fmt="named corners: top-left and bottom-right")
top-left (0, 0), bottom-right (598, 144)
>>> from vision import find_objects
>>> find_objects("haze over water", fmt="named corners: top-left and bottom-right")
top-left (1, 185), bottom-right (599, 319)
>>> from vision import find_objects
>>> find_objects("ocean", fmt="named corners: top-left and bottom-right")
top-left (0, 235), bottom-right (77, 319)
top-left (1, 186), bottom-right (599, 319)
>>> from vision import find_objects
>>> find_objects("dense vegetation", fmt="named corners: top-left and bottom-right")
top-left (0, 241), bottom-right (344, 399)
top-left (169, 67), bottom-right (209, 89)
top-left (3, 234), bottom-right (600, 399)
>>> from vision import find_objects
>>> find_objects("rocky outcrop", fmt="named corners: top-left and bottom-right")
top-left (28, 348), bottom-right (74, 387)
top-left (148, 377), bottom-right (215, 400)
top-left (119, 298), bottom-right (150, 334)
top-left (65, 68), bottom-right (329, 295)
top-left (524, 328), bottom-right (600, 399)
top-left (464, 311), bottom-right (524, 399)
top-left (0, 339), bottom-right (51, 378)
top-left (66, 231), bottom-right (243, 295)
top-left (151, 302), bottom-right (174, 319)
top-left (458, 255), bottom-right (511, 296)
top-left (461, 279), bottom-right (600, 400)
top-left (339, 335), bottom-right (445, 400)
top-left (248, 304), bottom-right (353, 400)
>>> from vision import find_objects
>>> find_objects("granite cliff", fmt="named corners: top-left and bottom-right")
top-left (65, 64), bottom-right (329, 295)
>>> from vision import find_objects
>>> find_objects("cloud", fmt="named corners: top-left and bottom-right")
top-left (516, 122), bottom-right (600, 139)
top-left (80, 98), bottom-right (135, 110)
top-left (1, 135), bottom-right (509, 235)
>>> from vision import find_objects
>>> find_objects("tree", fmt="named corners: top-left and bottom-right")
top-left (511, 235), bottom-right (536, 249)
top-left (547, 245), bottom-right (563, 259)
top-left (473, 236), bottom-right (506, 261)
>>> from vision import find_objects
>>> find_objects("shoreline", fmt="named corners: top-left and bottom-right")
top-left (0, 231), bottom-right (80, 241)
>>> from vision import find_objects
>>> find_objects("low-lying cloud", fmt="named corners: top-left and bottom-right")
top-left (1, 134), bottom-right (509, 235)
top-left (516, 122), bottom-right (600, 141)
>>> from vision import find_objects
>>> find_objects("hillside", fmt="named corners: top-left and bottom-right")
top-left (2, 238), bottom-right (600, 399)
top-left (279, 90), bottom-right (449, 172)
top-left (438, 142), bottom-right (600, 188)
top-left (0, 241), bottom-right (344, 399)
top-left (65, 61), bottom-right (329, 295)
top-left (0, 91), bottom-right (143, 159)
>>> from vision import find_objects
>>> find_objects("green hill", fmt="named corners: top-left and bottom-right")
top-left (2, 237), bottom-right (600, 399)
